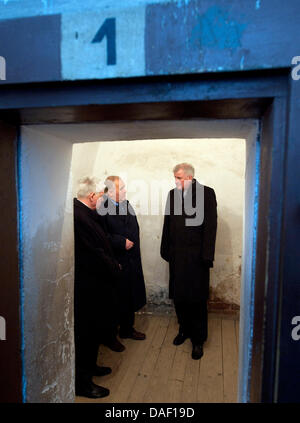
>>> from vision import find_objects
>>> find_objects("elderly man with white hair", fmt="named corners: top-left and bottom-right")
top-left (161, 163), bottom-right (217, 360)
top-left (73, 176), bottom-right (121, 399)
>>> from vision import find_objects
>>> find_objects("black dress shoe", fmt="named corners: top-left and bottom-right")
top-left (94, 366), bottom-right (112, 376)
top-left (192, 344), bottom-right (203, 360)
top-left (173, 332), bottom-right (189, 346)
top-left (104, 338), bottom-right (125, 352)
top-left (76, 381), bottom-right (110, 398)
top-left (119, 328), bottom-right (146, 340)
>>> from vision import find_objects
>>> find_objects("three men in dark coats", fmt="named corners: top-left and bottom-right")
top-left (98, 176), bottom-right (147, 345)
top-left (73, 177), bottom-right (121, 398)
top-left (160, 163), bottom-right (217, 360)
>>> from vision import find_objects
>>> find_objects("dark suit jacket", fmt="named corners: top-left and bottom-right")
top-left (160, 179), bottom-right (217, 302)
top-left (98, 196), bottom-right (147, 312)
top-left (73, 198), bottom-right (120, 332)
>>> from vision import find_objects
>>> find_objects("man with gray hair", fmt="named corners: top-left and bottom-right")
top-left (160, 163), bottom-right (217, 360)
top-left (98, 175), bottom-right (147, 343)
top-left (74, 176), bottom-right (121, 398)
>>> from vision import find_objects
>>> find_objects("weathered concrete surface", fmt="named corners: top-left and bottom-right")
top-left (20, 126), bottom-right (74, 402)
top-left (0, 0), bottom-right (299, 83)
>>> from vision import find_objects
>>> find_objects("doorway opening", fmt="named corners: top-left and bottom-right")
top-left (19, 119), bottom-right (259, 403)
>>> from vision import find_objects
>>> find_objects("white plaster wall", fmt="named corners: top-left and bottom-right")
top-left (20, 126), bottom-right (74, 402)
top-left (72, 137), bottom-right (245, 306)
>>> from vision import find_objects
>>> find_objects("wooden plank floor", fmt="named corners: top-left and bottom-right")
top-left (76, 313), bottom-right (239, 403)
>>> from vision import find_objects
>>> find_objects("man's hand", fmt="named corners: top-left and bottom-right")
top-left (125, 239), bottom-right (134, 250)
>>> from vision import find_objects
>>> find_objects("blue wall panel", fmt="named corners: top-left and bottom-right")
top-left (0, 1), bottom-right (299, 84)
top-left (145, 0), bottom-right (300, 75)
top-left (0, 14), bottom-right (61, 83)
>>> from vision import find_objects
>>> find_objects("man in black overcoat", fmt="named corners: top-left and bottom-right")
top-left (160, 163), bottom-right (217, 360)
top-left (98, 176), bottom-right (147, 344)
top-left (74, 176), bottom-right (121, 398)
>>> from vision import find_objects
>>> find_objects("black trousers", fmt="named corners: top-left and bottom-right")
top-left (74, 303), bottom-right (118, 386)
top-left (119, 309), bottom-right (135, 334)
top-left (117, 270), bottom-right (135, 335)
top-left (74, 318), bottom-right (99, 387)
top-left (174, 298), bottom-right (208, 345)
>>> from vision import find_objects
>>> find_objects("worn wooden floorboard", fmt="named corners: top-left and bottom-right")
top-left (76, 313), bottom-right (239, 403)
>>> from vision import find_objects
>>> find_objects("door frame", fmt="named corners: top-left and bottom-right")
top-left (0, 68), bottom-right (298, 402)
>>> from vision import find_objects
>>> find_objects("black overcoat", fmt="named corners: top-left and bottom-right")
top-left (98, 197), bottom-right (147, 312)
top-left (160, 179), bottom-right (217, 302)
top-left (73, 198), bottom-right (120, 334)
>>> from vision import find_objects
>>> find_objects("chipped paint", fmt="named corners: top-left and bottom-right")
top-left (191, 5), bottom-right (247, 50)
top-left (1, 0), bottom-right (300, 82)
top-left (41, 381), bottom-right (58, 394)
top-left (20, 126), bottom-right (74, 402)
top-left (177, 0), bottom-right (191, 7)
top-left (240, 55), bottom-right (245, 70)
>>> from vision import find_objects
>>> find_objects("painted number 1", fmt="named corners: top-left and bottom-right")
top-left (92, 18), bottom-right (116, 66)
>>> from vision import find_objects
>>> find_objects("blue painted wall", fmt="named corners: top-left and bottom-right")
top-left (0, 0), bottom-right (299, 84)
